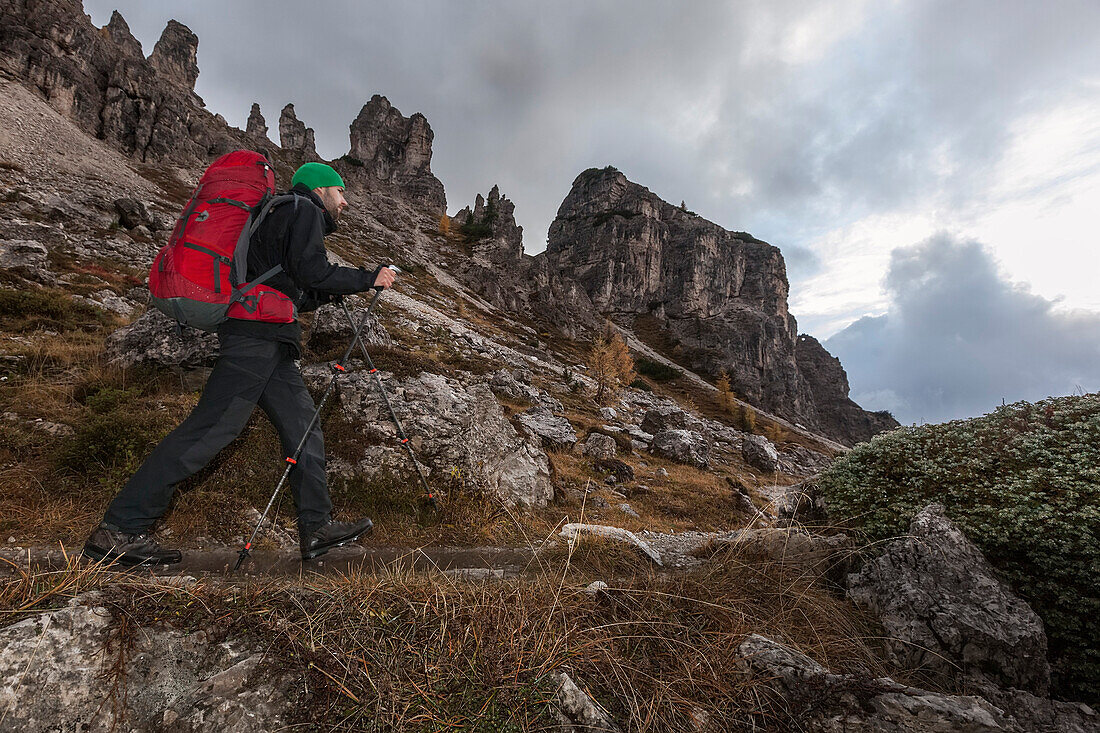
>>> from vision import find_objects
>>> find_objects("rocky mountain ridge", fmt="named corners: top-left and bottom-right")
top-left (0, 0), bottom-right (882, 447)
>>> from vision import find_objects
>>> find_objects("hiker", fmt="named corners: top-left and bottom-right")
top-left (84, 162), bottom-right (396, 566)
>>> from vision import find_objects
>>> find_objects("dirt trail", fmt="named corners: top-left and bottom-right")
top-left (0, 544), bottom-right (541, 580)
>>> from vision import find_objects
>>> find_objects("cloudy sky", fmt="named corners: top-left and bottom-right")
top-left (84, 1), bottom-right (1100, 424)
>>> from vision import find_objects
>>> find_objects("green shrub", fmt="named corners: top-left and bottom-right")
top-left (84, 386), bottom-right (143, 414)
top-left (60, 410), bottom-right (169, 486)
top-left (635, 357), bottom-right (681, 382)
top-left (630, 377), bottom-right (652, 392)
top-left (817, 394), bottom-right (1100, 701)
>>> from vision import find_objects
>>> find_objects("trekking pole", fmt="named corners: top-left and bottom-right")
top-left (234, 283), bottom-right (389, 571)
top-left (340, 298), bottom-right (439, 511)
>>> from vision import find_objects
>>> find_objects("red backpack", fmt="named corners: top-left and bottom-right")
top-left (149, 150), bottom-right (298, 331)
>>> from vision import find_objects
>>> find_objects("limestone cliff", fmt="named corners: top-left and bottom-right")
top-left (539, 166), bottom-right (897, 443)
top-left (0, 0), bottom-right (245, 163)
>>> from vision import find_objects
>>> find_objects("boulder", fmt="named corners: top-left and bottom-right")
top-left (742, 434), bottom-right (779, 473)
top-left (641, 405), bottom-right (704, 435)
top-left (737, 634), bottom-right (1019, 732)
top-left (847, 504), bottom-right (1050, 695)
top-left (305, 302), bottom-right (391, 351)
top-left (582, 432), bottom-right (617, 460)
top-left (649, 429), bottom-right (710, 468)
top-left (0, 597), bottom-right (297, 731)
top-left (105, 308), bottom-right (218, 370)
top-left (489, 368), bottom-right (541, 403)
top-left (74, 288), bottom-right (138, 317)
top-left (516, 405), bottom-right (577, 451)
top-left (113, 197), bottom-right (152, 230)
top-left (332, 371), bottom-right (553, 507)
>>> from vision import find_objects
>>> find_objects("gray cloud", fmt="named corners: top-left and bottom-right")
top-left (83, 1), bottom-right (1100, 250)
top-left (825, 233), bottom-right (1100, 424)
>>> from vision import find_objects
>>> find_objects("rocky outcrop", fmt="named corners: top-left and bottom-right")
top-left (325, 370), bottom-right (553, 507)
top-left (0, 597), bottom-right (298, 731)
top-left (537, 166), bottom-right (893, 445)
top-left (737, 633), bottom-right (1022, 731)
top-left (847, 505), bottom-right (1050, 695)
top-left (0, 0), bottom-right (247, 163)
top-left (246, 102), bottom-right (268, 139)
top-left (796, 334), bottom-right (899, 444)
top-left (106, 308), bottom-right (219, 370)
top-left (342, 94), bottom-right (446, 215)
top-left (147, 20), bottom-right (200, 91)
top-left (551, 672), bottom-right (623, 732)
top-left (278, 103), bottom-right (316, 156)
top-left (516, 405), bottom-right (577, 451)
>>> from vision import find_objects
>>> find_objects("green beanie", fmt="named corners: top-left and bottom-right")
top-left (291, 162), bottom-right (345, 190)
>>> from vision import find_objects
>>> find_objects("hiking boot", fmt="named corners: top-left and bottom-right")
top-left (300, 518), bottom-right (373, 560)
top-left (82, 524), bottom-right (182, 566)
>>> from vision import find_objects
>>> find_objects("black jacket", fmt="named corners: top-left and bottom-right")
top-left (218, 184), bottom-right (377, 352)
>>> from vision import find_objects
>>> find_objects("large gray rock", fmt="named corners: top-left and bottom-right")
top-left (582, 432), bottom-right (617, 460)
top-left (539, 166), bottom-right (898, 445)
top-left (331, 371), bottom-right (553, 507)
top-left (148, 20), bottom-right (200, 90)
top-left (105, 308), bottom-right (218, 370)
top-left (649, 429), bottom-right (710, 468)
top-left (345, 94), bottom-right (447, 216)
top-left (847, 504), bottom-right (1050, 696)
top-left (517, 405), bottom-right (577, 451)
top-left (640, 405), bottom-right (705, 435)
top-left (742, 433), bottom-right (780, 473)
top-left (245, 102), bottom-right (268, 139)
top-left (0, 597), bottom-right (297, 732)
top-left (737, 633), bottom-right (1020, 732)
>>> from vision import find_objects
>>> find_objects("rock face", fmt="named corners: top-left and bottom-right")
top-left (795, 334), bottom-right (898, 444)
top-left (0, 0), bottom-right (247, 163)
top-left (328, 370), bottom-right (553, 507)
top-left (538, 166), bottom-right (898, 445)
top-left (343, 94), bottom-right (446, 215)
top-left (278, 103), bottom-right (316, 156)
top-left (848, 504), bottom-right (1051, 696)
top-left (246, 102), bottom-right (268, 139)
top-left (0, 597), bottom-right (298, 731)
top-left (516, 405), bottom-right (577, 451)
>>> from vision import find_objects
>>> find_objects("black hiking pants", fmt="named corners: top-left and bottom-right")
top-left (102, 334), bottom-right (332, 536)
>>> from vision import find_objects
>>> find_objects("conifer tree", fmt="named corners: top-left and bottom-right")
top-left (588, 323), bottom-right (636, 405)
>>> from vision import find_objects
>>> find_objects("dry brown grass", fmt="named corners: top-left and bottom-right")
top-left (0, 539), bottom-right (892, 732)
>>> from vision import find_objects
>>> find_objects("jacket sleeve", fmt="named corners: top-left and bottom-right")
top-left (282, 206), bottom-right (377, 295)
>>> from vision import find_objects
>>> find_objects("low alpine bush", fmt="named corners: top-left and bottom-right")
top-left (817, 394), bottom-right (1100, 701)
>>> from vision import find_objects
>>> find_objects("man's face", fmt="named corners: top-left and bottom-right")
top-left (316, 185), bottom-right (348, 221)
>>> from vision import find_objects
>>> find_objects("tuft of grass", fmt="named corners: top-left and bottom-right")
top-left (0, 288), bottom-right (114, 332)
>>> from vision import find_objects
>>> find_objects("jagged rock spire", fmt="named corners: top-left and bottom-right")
top-left (103, 10), bottom-right (142, 58)
top-left (148, 20), bottom-right (199, 90)
top-left (279, 103), bottom-right (316, 155)
top-left (246, 103), bottom-right (268, 139)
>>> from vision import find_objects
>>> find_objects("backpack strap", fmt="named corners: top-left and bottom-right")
top-left (228, 192), bottom-right (310, 304)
